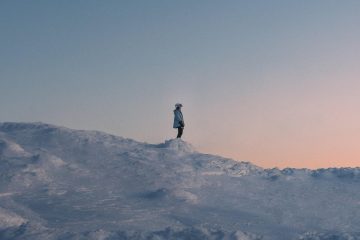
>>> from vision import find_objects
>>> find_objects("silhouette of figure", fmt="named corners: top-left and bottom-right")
top-left (173, 103), bottom-right (185, 138)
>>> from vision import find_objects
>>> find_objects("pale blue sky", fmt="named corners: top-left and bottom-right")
top-left (1, 1), bottom-right (360, 168)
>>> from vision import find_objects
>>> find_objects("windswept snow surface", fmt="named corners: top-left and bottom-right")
top-left (0, 122), bottom-right (359, 240)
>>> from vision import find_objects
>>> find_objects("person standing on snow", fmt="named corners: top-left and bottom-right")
top-left (173, 103), bottom-right (185, 138)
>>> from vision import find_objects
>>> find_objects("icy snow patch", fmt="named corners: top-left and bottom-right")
top-left (0, 139), bottom-right (30, 158)
top-left (0, 208), bottom-right (27, 229)
top-left (48, 155), bottom-right (66, 167)
top-left (156, 138), bottom-right (196, 154)
top-left (173, 189), bottom-right (199, 204)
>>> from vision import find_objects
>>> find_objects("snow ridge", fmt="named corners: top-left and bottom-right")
top-left (0, 122), bottom-right (359, 240)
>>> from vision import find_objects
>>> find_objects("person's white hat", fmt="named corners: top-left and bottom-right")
top-left (175, 103), bottom-right (183, 108)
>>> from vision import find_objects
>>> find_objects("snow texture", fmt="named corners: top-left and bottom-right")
top-left (0, 122), bottom-right (359, 240)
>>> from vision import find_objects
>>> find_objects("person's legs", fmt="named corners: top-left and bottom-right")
top-left (177, 127), bottom-right (183, 138)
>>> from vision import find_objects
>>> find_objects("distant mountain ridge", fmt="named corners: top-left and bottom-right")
top-left (0, 122), bottom-right (359, 240)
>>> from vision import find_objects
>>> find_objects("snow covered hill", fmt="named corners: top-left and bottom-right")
top-left (0, 122), bottom-right (359, 240)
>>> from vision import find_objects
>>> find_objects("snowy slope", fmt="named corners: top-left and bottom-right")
top-left (0, 122), bottom-right (359, 240)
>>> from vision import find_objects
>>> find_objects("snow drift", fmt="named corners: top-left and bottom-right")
top-left (0, 122), bottom-right (359, 240)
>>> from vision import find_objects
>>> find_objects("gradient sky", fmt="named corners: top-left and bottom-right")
top-left (1, 1), bottom-right (360, 169)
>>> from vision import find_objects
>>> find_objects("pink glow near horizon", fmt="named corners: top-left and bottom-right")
top-left (189, 74), bottom-right (360, 169)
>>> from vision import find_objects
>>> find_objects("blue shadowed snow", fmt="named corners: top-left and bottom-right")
top-left (0, 122), bottom-right (359, 240)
